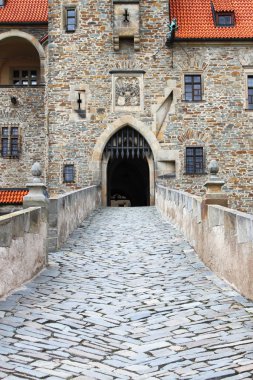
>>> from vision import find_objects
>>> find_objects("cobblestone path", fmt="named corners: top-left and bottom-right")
top-left (0, 207), bottom-right (253, 380)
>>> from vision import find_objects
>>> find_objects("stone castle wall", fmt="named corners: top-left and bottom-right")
top-left (47, 0), bottom-right (253, 212)
top-left (47, 0), bottom-right (171, 194)
top-left (0, 2), bottom-right (252, 213)
top-left (162, 44), bottom-right (253, 213)
top-left (0, 25), bottom-right (47, 188)
top-left (0, 86), bottom-right (47, 187)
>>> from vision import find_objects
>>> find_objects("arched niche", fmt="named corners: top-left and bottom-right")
top-left (0, 31), bottom-right (46, 85)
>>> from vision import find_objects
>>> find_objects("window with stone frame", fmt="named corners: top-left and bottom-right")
top-left (65, 8), bottom-right (77, 33)
top-left (184, 75), bottom-right (202, 101)
top-left (247, 76), bottom-right (253, 109)
top-left (185, 147), bottom-right (204, 174)
top-left (63, 164), bottom-right (75, 183)
top-left (12, 69), bottom-right (38, 86)
top-left (1, 127), bottom-right (19, 158)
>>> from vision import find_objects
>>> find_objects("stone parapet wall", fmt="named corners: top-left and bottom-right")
top-left (0, 207), bottom-right (47, 298)
top-left (48, 185), bottom-right (101, 251)
top-left (156, 185), bottom-right (253, 300)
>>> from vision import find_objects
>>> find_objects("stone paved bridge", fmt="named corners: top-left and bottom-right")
top-left (0, 207), bottom-right (253, 379)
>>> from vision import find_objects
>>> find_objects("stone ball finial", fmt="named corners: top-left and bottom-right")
top-left (31, 162), bottom-right (42, 183)
top-left (208, 160), bottom-right (219, 176)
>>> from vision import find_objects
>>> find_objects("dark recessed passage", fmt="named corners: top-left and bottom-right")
top-left (104, 127), bottom-right (151, 207)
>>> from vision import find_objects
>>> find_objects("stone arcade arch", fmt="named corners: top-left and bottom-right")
top-left (0, 31), bottom-right (46, 84)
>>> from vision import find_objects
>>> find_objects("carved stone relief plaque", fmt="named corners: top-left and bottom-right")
top-left (115, 77), bottom-right (140, 107)
top-left (111, 71), bottom-right (144, 112)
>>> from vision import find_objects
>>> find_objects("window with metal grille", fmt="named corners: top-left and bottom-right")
top-left (185, 147), bottom-right (204, 174)
top-left (66, 8), bottom-right (76, 32)
top-left (63, 164), bottom-right (75, 183)
top-left (104, 127), bottom-right (151, 160)
top-left (248, 76), bottom-right (253, 110)
top-left (1, 127), bottom-right (19, 158)
top-left (184, 75), bottom-right (202, 101)
top-left (13, 69), bottom-right (38, 86)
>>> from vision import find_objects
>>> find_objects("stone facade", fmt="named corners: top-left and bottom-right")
top-left (0, 25), bottom-right (47, 187)
top-left (0, 1), bottom-right (252, 213)
top-left (162, 44), bottom-right (253, 213)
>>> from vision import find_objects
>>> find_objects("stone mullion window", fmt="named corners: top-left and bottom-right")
top-left (185, 147), bottom-right (204, 174)
top-left (184, 75), bottom-right (202, 102)
top-left (247, 76), bottom-right (253, 110)
top-left (1, 127), bottom-right (20, 158)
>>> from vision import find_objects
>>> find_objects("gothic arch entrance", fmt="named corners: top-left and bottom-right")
top-left (102, 126), bottom-right (154, 207)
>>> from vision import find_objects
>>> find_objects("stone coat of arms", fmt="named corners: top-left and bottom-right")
top-left (115, 77), bottom-right (140, 107)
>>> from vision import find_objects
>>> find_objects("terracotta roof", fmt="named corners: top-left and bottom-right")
top-left (0, 190), bottom-right (29, 205)
top-left (170, 0), bottom-right (253, 39)
top-left (0, 0), bottom-right (48, 24)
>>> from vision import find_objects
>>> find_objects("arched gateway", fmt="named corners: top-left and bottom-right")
top-left (103, 126), bottom-right (154, 207)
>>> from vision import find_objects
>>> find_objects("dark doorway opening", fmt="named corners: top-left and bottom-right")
top-left (104, 126), bottom-right (152, 207)
top-left (107, 157), bottom-right (150, 207)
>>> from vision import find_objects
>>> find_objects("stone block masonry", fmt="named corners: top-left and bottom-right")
top-left (0, 207), bottom-right (47, 298)
top-left (156, 184), bottom-right (253, 300)
top-left (0, 86), bottom-right (47, 187)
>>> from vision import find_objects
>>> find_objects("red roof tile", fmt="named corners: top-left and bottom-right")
top-left (212, 0), bottom-right (235, 12)
top-left (0, 190), bottom-right (29, 205)
top-left (170, 0), bottom-right (253, 39)
top-left (0, 0), bottom-right (48, 24)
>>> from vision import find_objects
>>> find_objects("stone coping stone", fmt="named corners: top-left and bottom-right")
top-left (50, 185), bottom-right (98, 200)
top-left (0, 207), bottom-right (40, 222)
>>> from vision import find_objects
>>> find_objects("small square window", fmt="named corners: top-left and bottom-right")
top-left (216, 12), bottom-right (234, 27)
top-left (63, 164), bottom-right (75, 183)
top-left (0, 0), bottom-right (5, 7)
top-left (186, 147), bottom-right (204, 174)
